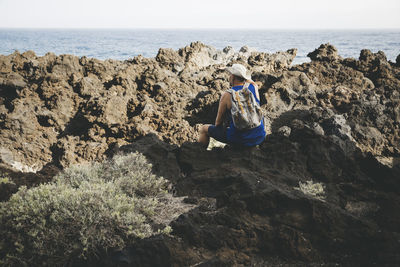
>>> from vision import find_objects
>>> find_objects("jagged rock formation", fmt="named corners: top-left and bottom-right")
top-left (1, 42), bottom-right (399, 172)
top-left (0, 42), bottom-right (296, 170)
top-left (264, 44), bottom-right (400, 167)
top-left (94, 130), bottom-right (399, 266)
top-left (1, 42), bottom-right (400, 265)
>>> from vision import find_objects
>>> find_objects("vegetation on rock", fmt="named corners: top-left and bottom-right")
top-left (0, 152), bottom-right (183, 266)
top-left (295, 180), bottom-right (326, 201)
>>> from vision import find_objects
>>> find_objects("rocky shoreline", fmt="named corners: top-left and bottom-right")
top-left (1, 42), bottom-right (399, 171)
top-left (0, 42), bottom-right (298, 171)
top-left (1, 42), bottom-right (400, 265)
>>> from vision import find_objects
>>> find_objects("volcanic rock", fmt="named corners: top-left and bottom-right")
top-left (85, 130), bottom-right (400, 266)
top-left (307, 43), bottom-right (341, 62)
top-left (0, 42), bottom-right (297, 170)
top-left (396, 53), bottom-right (400, 67)
top-left (1, 42), bottom-right (400, 265)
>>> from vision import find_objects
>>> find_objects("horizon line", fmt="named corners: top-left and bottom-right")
top-left (1, 27), bottom-right (400, 31)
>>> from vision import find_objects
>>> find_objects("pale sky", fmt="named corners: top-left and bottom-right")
top-left (0, 0), bottom-right (399, 29)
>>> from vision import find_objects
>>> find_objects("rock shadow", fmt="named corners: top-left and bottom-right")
top-left (83, 125), bottom-right (400, 266)
top-left (0, 84), bottom-right (19, 112)
top-left (116, 134), bottom-right (181, 183)
top-left (185, 91), bottom-right (219, 126)
top-left (270, 109), bottom-right (311, 133)
top-left (270, 109), bottom-right (400, 192)
top-left (59, 112), bottom-right (92, 138)
top-left (0, 163), bottom-right (60, 202)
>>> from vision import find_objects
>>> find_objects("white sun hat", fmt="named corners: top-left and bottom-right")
top-left (225, 63), bottom-right (252, 81)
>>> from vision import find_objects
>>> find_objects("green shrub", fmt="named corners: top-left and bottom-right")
top-left (0, 152), bottom-right (183, 266)
top-left (0, 175), bottom-right (14, 185)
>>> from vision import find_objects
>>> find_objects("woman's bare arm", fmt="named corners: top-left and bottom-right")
top-left (215, 92), bottom-right (231, 126)
top-left (247, 80), bottom-right (261, 101)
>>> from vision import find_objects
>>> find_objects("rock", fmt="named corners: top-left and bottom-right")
top-left (0, 42), bottom-right (398, 177)
top-left (156, 48), bottom-right (184, 72)
top-left (248, 49), bottom-right (297, 73)
top-left (277, 126), bottom-right (291, 137)
top-left (223, 46), bottom-right (235, 57)
top-left (0, 42), bottom-right (303, 171)
top-left (178, 42), bottom-right (224, 68)
top-left (359, 49), bottom-right (374, 62)
top-left (290, 119), bottom-right (305, 130)
top-left (1, 42), bottom-right (400, 266)
top-left (51, 54), bottom-right (83, 77)
top-left (75, 74), bottom-right (104, 97)
top-left (396, 54), bottom-right (400, 67)
top-left (263, 71), bottom-right (317, 120)
top-left (311, 122), bottom-right (325, 136)
top-left (239, 45), bottom-right (255, 54)
top-left (0, 73), bottom-right (27, 89)
top-left (307, 43), bottom-right (341, 62)
top-left (88, 129), bottom-right (400, 266)
top-left (239, 45), bottom-right (257, 58)
top-left (117, 134), bottom-right (180, 181)
top-left (352, 125), bottom-right (387, 156)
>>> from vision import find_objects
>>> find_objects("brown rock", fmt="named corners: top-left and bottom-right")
top-left (0, 43), bottom-right (400, 266)
top-left (307, 43), bottom-right (341, 62)
top-left (0, 43), bottom-right (399, 174)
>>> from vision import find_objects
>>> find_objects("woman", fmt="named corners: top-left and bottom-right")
top-left (199, 64), bottom-right (266, 147)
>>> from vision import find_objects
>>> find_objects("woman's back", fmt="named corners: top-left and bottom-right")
top-left (226, 84), bottom-right (266, 147)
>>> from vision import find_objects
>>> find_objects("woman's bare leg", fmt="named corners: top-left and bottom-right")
top-left (199, 124), bottom-right (211, 146)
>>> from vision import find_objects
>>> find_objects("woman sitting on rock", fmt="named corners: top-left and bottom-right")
top-left (199, 64), bottom-right (266, 148)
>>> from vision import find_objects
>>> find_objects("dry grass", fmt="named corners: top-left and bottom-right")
top-left (295, 180), bottom-right (326, 201)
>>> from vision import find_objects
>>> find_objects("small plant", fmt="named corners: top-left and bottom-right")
top-left (295, 180), bottom-right (326, 201)
top-left (0, 175), bottom-right (15, 185)
top-left (0, 152), bottom-right (192, 266)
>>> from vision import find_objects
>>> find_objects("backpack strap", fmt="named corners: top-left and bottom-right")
top-left (235, 91), bottom-right (245, 114)
top-left (226, 83), bottom-right (249, 93)
top-left (238, 83), bottom-right (249, 94)
top-left (226, 88), bottom-right (234, 94)
top-left (240, 83), bottom-right (253, 109)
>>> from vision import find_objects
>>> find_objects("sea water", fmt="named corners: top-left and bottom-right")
top-left (0, 29), bottom-right (399, 65)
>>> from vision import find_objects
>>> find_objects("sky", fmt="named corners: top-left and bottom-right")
top-left (0, 0), bottom-right (399, 29)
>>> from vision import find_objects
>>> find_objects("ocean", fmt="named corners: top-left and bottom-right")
top-left (0, 29), bottom-right (399, 65)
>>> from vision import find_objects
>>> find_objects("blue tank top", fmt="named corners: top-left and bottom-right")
top-left (226, 84), bottom-right (266, 146)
